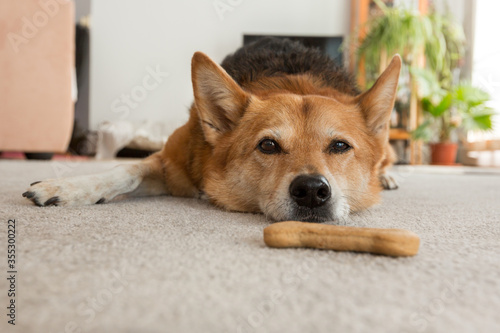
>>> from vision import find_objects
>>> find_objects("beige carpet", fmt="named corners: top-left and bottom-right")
top-left (1, 160), bottom-right (499, 333)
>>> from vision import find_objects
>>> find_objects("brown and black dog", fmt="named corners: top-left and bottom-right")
top-left (23, 38), bottom-right (400, 223)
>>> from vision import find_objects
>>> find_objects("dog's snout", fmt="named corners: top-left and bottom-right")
top-left (289, 175), bottom-right (331, 208)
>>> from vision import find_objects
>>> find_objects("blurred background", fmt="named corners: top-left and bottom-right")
top-left (1, 0), bottom-right (499, 167)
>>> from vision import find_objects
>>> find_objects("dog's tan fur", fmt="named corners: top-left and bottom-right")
top-left (23, 50), bottom-right (401, 223)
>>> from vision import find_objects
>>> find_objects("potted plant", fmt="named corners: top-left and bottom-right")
top-left (351, 0), bottom-right (476, 164)
top-left (354, 1), bottom-right (432, 87)
top-left (412, 69), bottom-right (495, 164)
top-left (352, 1), bottom-right (463, 88)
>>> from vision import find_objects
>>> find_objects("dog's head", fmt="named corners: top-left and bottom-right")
top-left (191, 52), bottom-right (401, 223)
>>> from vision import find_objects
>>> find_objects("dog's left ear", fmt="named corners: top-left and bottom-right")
top-left (357, 55), bottom-right (401, 140)
top-left (191, 52), bottom-right (250, 146)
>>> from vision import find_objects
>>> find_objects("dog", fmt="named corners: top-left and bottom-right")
top-left (23, 38), bottom-right (400, 223)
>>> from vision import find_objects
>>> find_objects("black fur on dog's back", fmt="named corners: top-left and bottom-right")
top-left (221, 37), bottom-right (359, 96)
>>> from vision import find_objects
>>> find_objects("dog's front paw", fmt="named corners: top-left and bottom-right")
top-left (380, 173), bottom-right (398, 190)
top-left (22, 179), bottom-right (105, 207)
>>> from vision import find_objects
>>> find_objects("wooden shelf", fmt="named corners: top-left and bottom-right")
top-left (389, 128), bottom-right (411, 140)
top-left (350, 0), bottom-right (428, 164)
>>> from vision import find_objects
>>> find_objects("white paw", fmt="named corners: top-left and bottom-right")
top-left (380, 173), bottom-right (398, 190)
top-left (22, 177), bottom-right (106, 207)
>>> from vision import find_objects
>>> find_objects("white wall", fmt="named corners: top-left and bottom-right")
top-left (90, 0), bottom-right (350, 131)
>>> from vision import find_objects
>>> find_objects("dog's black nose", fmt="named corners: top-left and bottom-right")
top-left (289, 175), bottom-right (331, 208)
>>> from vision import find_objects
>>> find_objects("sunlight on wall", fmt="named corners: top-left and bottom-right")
top-left (471, 0), bottom-right (500, 140)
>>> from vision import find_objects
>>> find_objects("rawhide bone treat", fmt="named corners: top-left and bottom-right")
top-left (264, 221), bottom-right (420, 257)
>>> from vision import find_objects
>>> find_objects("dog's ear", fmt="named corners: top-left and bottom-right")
top-left (357, 55), bottom-right (401, 141)
top-left (191, 52), bottom-right (250, 145)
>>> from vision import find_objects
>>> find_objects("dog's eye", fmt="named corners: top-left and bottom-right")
top-left (258, 139), bottom-right (281, 154)
top-left (329, 140), bottom-right (352, 154)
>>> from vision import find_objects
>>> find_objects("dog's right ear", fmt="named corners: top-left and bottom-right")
top-left (191, 52), bottom-right (250, 146)
top-left (356, 55), bottom-right (401, 142)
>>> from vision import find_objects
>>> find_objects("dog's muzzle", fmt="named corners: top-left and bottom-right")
top-left (289, 174), bottom-right (331, 208)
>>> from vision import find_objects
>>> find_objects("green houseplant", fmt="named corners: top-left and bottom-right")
top-left (412, 68), bottom-right (495, 164)
top-left (349, 0), bottom-right (495, 164)
top-left (353, 0), bottom-right (462, 88)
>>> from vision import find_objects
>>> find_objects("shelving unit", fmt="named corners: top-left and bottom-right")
top-left (349, 0), bottom-right (429, 164)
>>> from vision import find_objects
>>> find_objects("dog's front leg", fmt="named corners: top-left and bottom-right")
top-left (22, 153), bottom-right (168, 206)
top-left (379, 143), bottom-right (399, 190)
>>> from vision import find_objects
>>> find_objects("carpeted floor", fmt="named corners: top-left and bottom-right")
top-left (1, 160), bottom-right (499, 333)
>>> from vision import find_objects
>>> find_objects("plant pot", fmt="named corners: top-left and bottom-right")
top-left (430, 142), bottom-right (458, 165)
